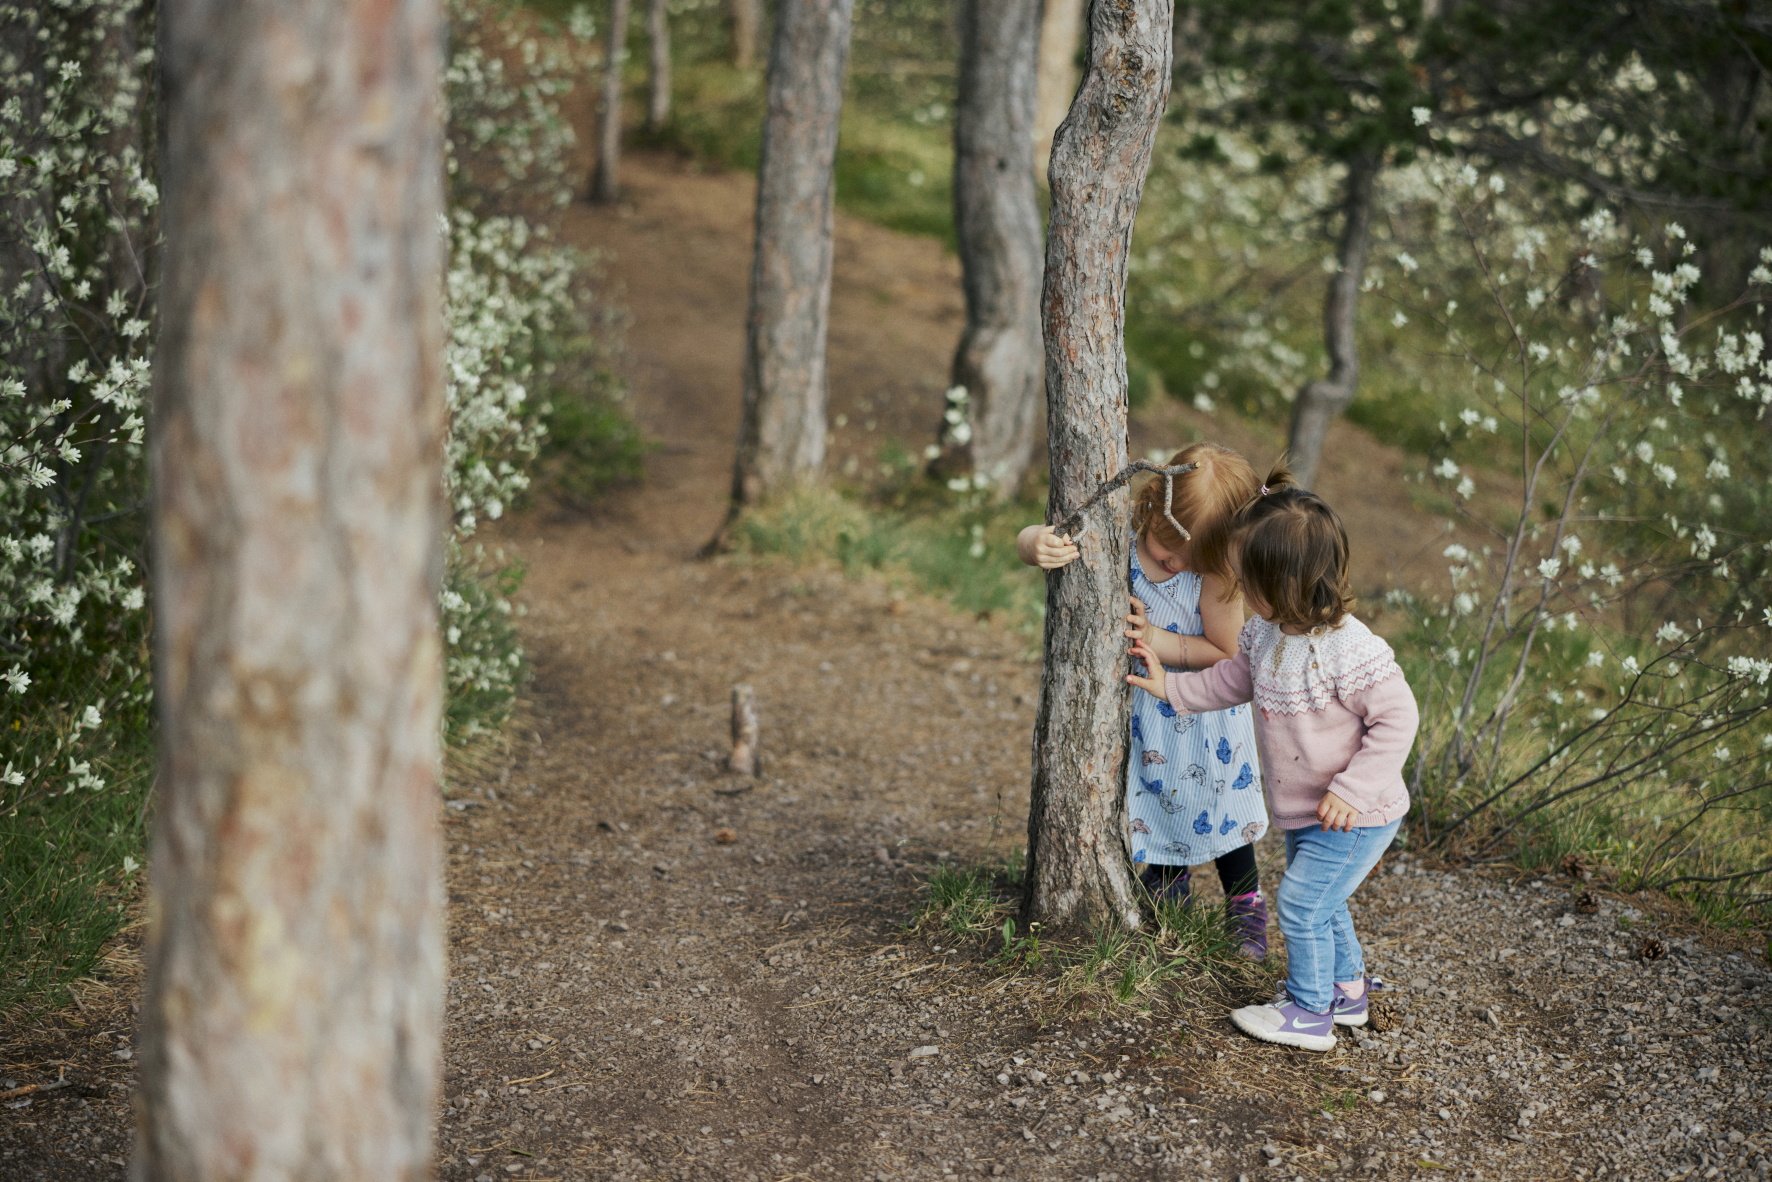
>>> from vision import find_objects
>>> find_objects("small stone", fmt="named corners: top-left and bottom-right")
top-left (1261, 1143), bottom-right (1281, 1161)
top-left (1482, 1008), bottom-right (1501, 1027)
top-left (714, 827), bottom-right (738, 844)
top-left (1696, 1067), bottom-right (1720, 1083)
top-left (908, 1045), bottom-right (940, 1060)
top-left (1368, 1090), bottom-right (1386, 1104)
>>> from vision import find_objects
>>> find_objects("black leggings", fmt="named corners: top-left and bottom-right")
top-left (1147, 843), bottom-right (1260, 896)
top-left (1212, 843), bottom-right (1260, 896)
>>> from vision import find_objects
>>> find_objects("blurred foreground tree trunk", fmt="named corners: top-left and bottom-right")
top-left (1034, 0), bottom-right (1085, 185)
top-left (591, 0), bottom-right (632, 202)
top-left (1025, 0), bottom-right (1173, 930)
top-left (1286, 151), bottom-right (1379, 490)
top-left (717, 0), bottom-right (855, 534)
top-left (137, 0), bottom-right (448, 1177)
top-left (729, 0), bottom-right (761, 69)
top-left (646, 0), bottom-right (671, 131)
top-left (931, 0), bottom-right (1044, 495)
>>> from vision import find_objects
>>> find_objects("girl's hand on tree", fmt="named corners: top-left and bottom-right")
top-left (1316, 791), bottom-right (1359, 833)
top-left (1124, 595), bottom-right (1152, 644)
top-left (1029, 526), bottom-right (1080, 570)
top-left (1126, 638), bottom-right (1166, 699)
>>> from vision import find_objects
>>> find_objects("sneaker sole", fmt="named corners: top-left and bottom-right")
top-left (1230, 1011), bottom-right (1337, 1052)
top-left (1333, 1010), bottom-right (1368, 1028)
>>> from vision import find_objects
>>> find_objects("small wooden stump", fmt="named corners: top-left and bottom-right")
top-left (727, 684), bottom-right (760, 776)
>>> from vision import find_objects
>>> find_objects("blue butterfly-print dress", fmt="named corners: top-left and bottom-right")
top-left (1126, 546), bottom-right (1267, 867)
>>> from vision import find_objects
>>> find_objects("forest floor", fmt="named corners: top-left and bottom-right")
top-left (4, 149), bottom-right (1770, 1181)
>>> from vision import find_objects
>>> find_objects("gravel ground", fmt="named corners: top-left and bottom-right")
top-left (3, 152), bottom-right (1768, 1180)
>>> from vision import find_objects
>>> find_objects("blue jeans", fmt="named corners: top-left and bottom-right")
top-left (1277, 819), bottom-right (1400, 1013)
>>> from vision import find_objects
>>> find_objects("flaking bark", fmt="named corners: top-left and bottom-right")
top-left (729, 0), bottom-right (762, 69)
top-left (721, 0), bottom-right (855, 525)
top-left (646, 0), bottom-right (671, 132)
top-left (592, 0), bottom-right (632, 203)
top-left (137, 0), bottom-right (448, 1176)
top-left (1034, 0), bottom-right (1086, 185)
top-left (1287, 151), bottom-right (1380, 490)
top-left (934, 0), bottom-right (1045, 495)
top-left (1025, 0), bottom-right (1175, 931)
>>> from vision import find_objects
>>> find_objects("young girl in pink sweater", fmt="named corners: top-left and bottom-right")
top-left (1128, 468), bottom-right (1418, 1051)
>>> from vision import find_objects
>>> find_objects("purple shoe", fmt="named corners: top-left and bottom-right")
top-left (1224, 891), bottom-right (1269, 960)
top-left (1331, 975), bottom-right (1385, 1027)
top-left (1140, 864), bottom-right (1191, 908)
top-left (1230, 993), bottom-right (1337, 1052)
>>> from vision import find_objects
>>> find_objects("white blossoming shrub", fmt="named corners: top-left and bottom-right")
top-left (1385, 169), bottom-right (1772, 912)
top-left (1, 0), bottom-right (626, 1001)
top-left (0, 0), bottom-right (158, 806)
top-left (437, 0), bottom-right (621, 740)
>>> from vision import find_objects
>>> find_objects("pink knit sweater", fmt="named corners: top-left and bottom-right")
top-left (1159, 614), bottom-right (1418, 830)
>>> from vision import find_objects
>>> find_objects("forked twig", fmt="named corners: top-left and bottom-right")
top-left (1052, 461), bottom-right (1196, 541)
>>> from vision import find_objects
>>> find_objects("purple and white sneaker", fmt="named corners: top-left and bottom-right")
top-left (1230, 993), bottom-right (1337, 1052)
top-left (1331, 975), bottom-right (1386, 1027)
top-left (1224, 891), bottom-right (1269, 960)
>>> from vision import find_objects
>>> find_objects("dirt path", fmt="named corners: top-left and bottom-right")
top-left (3, 152), bottom-right (1769, 1181)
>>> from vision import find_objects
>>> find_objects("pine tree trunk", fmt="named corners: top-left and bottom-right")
top-left (722, 0), bottom-right (855, 518)
top-left (1034, 0), bottom-right (1085, 185)
top-left (646, 0), bottom-right (671, 132)
top-left (592, 0), bottom-right (632, 203)
top-left (729, 0), bottom-right (762, 69)
top-left (1286, 151), bottom-right (1380, 490)
top-left (934, 0), bottom-right (1044, 496)
top-left (1025, 0), bottom-right (1174, 930)
top-left (136, 0), bottom-right (447, 1178)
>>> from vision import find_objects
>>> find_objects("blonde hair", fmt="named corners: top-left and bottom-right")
top-left (1130, 442), bottom-right (1261, 592)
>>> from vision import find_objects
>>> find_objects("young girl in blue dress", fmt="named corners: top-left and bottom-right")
top-left (1017, 442), bottom-right (1270, 956)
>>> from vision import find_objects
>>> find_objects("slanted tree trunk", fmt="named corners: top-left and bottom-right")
top-left (646, 0), bottom-right (671, 132)
top-left (137, 0), bottom-right (448, 1177)
top-left (1025, 0), bottom-right (1174, 930)
top-left (729, 0), bottom-right (762, 69)
top-left (592, 0), bottom-right (632, 203)
top-left (1286, 151), bottom-right (1380, 491)
top-left (719, 0), bottom-right (855, 526)
top-left (1034, 0), bottom-right (1086, 185)
top-left (932, 0), bottom-right (1044, 495)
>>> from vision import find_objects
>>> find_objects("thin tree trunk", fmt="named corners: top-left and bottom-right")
top-left (646, 0), bottom-right (671, 132)
top-left (718, 0), bottom-right (855, 529)
top-left (729, 0), bottom-right (762, 69)
top-left (1025, 0), bottom-right (1174, 930)
top-left (1286, 151), bottom-right (1380, 491)
top-left (592, 0), bottom-right (632, 203)
top-left (933, 0), bottom-right (1044, 495)
top-left (1034, 0), bottom-right (1085, 185)
top-left (137, 0), bottom-right (447, 1177)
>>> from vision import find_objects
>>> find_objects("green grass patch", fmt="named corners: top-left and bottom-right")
top-left (732, 481), bottom-right (1047, 641)
top-left (914, 857), bottom-right (1276, 1014)
top-left (916, 861), bottom-right (1019, 937)
top-left (0, 646), bottom-right (153, 1017)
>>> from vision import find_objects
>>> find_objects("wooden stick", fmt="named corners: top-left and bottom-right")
top-left (1051, 460), bottom-right (1196, 540)
top-left (727, 684), bottom-right (760, 776)
top-left (0, 1079), bottom-right (73, 1102)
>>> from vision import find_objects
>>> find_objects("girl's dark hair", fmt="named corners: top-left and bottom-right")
top-left (1129, 442), bottom-right (1260, 592)
top-left (1233, 460), bottom-right (1354, 630)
